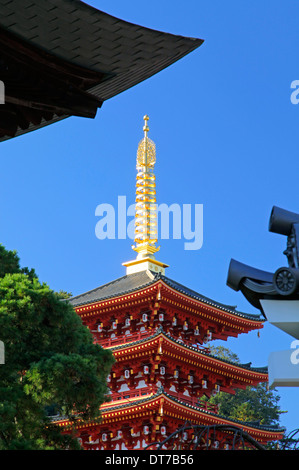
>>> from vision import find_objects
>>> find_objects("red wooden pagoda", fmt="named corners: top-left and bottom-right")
top-left (54, 116), bottom-right (284, 450)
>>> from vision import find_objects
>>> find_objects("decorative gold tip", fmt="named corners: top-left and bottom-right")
top-left (124, 115), bottom-right (169, 275)
top-left (133, 115), bottom-right (159, 257)
top-left (137, 115), bottom-right (156, 167)
top-left (143, 115), bottom-right (149, 134)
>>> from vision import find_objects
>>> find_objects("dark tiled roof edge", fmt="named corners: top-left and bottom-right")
top-left (109, 327), bottom-right (268, 374)
top-left (68, 271), bottom-right (156, 306)
top-left (51, 387), bottom-right (285, 433)
top-left (67, 270), bottom-right (263, 323)
top-left (157, 273), bottom-right (263, 322)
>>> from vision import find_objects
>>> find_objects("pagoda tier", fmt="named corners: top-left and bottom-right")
top-left (62, 270), bottom-right (284, 450)
top-left (53, 387), bottom-right (284, 450)
top-left (70, 270), bottom-right (265, 346)
top-left (60, 117), bottom-right (283, 450)
top-left (105, 327), bottom-right (269, 401)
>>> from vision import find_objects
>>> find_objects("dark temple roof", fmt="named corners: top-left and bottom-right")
top-left (50, 386), bottom-right (285, 435)
top-left (0, 0), bottom-right (203, 141)
top-left (68, 270), bottom-right (263, 322)
top-left (109, 326), bottom-right (268, 374)
top-left (68, 270), bottom-right (157, 306)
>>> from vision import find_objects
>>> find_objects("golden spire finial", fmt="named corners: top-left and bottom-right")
top-left (137, 115), bottom-right (156, 168)
top-left (134, 115), bottom-right (159, 258)
top-left (143, 114), bottom-right (149, 134)
top-left (123, 115), bottom-right (168, 275)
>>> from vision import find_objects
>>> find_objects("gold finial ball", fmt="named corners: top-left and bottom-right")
top-left (143, 115), bottom-right (149, 133)
top-left (137, 114), bottom-right (155, 166)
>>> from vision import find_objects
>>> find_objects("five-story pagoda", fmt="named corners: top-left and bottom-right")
top-left (54, 117), bottom-right (284, 450)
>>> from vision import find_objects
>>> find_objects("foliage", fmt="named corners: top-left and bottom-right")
top-left (55, 290), bottom-right (73, 300)
top-left (0, 244), bottom-right (36, 279)
top-left (206, 345), bottom-right (284, 427)
top-left (0, 244), bottom-right (114, 449)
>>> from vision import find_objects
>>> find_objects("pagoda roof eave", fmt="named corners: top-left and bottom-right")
top-left (109, 328), bottom-right (269, 379)
top-left (158, 275), bottom-right (263, 323)
top-left (68, 271), bottom-right (156, 307)
top-left (51, 388), bottom-right (285, 440)
top-left (0, 0), bottom-right (203, 141)
top-left (68, 270), bottom-right (264, 325)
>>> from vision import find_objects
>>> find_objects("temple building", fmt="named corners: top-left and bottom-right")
top-left (54, 117), bottom-right (284, 450)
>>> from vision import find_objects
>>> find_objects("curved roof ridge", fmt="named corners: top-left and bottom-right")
top-left (50, 386), bottom-right (284, 434)
top-left (68, 273), bottom-right (129, 301)
top-left (160, 388), bottom-right (285, 433)
top-left (162, 329), bottom-right (268, 373)
top-left (110, 326), bottom-right (268, 374)
top-left (68, 270), bottom-right (155, 306)
top-left (67, 270), bottom-right (264, 325)
top-left (157, 273), bottom-right (264, 321)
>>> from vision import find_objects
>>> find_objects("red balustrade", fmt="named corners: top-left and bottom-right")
top-left (107, 385), bottom-right (219, 414)
top-left (109, 386), bottom-right (154, 402)
top-left (93, 329), bottom-right (153, 348)
top-left (93, 329), bottom-right (211, 353)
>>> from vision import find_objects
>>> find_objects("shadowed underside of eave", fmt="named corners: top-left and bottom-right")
top-left (0, 0), bottom-right (203, 141)
top-left (51, 389), bottom-right (285, 439)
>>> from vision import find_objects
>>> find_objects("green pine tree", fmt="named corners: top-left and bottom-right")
top-left (206, 345), bottom-right (285, 427)
top-left (0, 244), bottom-right (114, 449)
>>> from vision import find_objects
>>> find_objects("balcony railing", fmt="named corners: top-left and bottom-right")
top-left (108, 387), bottom-right (153, 402)
top-left (106, 386), bottom-right (219, 414)
top-left (93, 328), bottom-right (210, 353)
top-left (94, 329), bottom-right (153, 348)
top-left (168, 391), bottom-right (219, 414)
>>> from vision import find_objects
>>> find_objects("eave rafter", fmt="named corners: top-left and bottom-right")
top-left (110, 331), bottom-right (268, 387)
top-left (0, 0), bottom-right (204, 141)
top-left (54, 391), bottom-right (284, 443)
top-left (75, 279), bottom-right (264, 339)
top-left (158, 281), bottom-right (263, 335)
top-left (160, 395), bottom-right (283, 443)
top-left (0, 26), bottom-right (107, 138)
top-left (75, 285), bottom-right (158, 321)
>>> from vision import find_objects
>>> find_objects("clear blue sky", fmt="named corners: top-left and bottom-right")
top-left (1, 0), bottom-right (299, 436)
